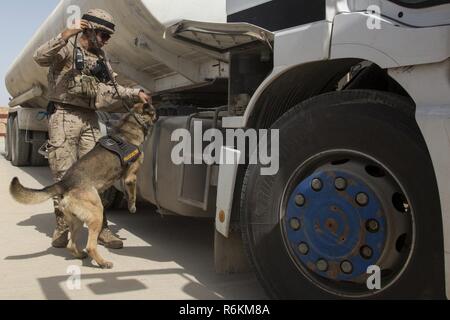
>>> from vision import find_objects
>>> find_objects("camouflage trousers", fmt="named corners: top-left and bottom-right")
top-left (48, 105), bottom-right (107, 228)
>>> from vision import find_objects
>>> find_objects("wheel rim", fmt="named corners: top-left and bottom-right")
top-left (281, 150), bottom-right (414, 297)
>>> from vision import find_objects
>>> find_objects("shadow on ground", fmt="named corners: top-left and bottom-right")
top-left (8, 208), bottom-right (265, 300)
top-left (2, 145), bottom-right (266, 300)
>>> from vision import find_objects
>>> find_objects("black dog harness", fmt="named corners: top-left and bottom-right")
top-left (98, 135), bottom-right (142, 166)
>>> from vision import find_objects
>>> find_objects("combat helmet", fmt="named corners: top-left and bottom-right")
top-left (82, 9), bottom-right (115, 34)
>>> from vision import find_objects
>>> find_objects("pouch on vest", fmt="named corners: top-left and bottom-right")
top-left (67, 74), bottom-right (98, 100)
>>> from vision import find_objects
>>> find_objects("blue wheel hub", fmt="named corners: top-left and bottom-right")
top-left (285, 170), bottom-right (386, 282)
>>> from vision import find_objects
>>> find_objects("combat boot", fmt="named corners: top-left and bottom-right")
top-left (52, 209), bottom-right (69, 248)
top-left (98, 228), bottom-right (123, 249)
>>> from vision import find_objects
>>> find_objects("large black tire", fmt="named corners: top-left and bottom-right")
top-left (30, 131), bottom-right (48, 167)
top-left (4, 115), bottom-right (13, 161)
top-left (241, 90), bottom-right (446, 299)
top-left (11, 116), bottom-right (30, 167)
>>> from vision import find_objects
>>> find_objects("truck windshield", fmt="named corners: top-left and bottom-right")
top-left (389, 0), bottom-right (450, 8)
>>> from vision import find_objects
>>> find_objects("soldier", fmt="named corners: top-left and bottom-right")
top-left (33, 9), bottom-right (151, 249)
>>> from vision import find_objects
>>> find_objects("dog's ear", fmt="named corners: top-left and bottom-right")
top-left (144, 103), bottom-right (159, 123)
top-left (150, 109), bottom-right (159, 123)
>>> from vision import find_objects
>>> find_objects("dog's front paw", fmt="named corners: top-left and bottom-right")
top-left (129, 204), bottom-right (137, 214)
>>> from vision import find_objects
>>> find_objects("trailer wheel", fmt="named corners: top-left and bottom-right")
top-left (30, 131), bottom-right (48, 167)
top-left (240, 90), bottom-right (445, 299)
top-left (11, 116), bottom-right (30, 167)
top-left (4, 115), bottom-right (13, 161)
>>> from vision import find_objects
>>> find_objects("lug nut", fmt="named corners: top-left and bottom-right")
top-left (335, 178), bottom-right (347, 191)
top-left (360, 246), bottom-right (373, 259)
top-left (295, 194), bottom-right (305, 207)
top-left (311, 179), bottom-right (323, 192)
top-left (290, 218), bottom-right (301, 231)
top-left (316, 259), bottom-right (328, 272)
top-left (366, 219), bottom-right (380, 233)
top-left (341, 260), bottom-right (353, 274)
top-left (356, 193), bottom-right (369, 206)
top-left (298, 243), bottom-right (309, 255)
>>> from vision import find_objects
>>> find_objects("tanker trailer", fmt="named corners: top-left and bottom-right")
top-left (4, 0), bottom-right (229, 167)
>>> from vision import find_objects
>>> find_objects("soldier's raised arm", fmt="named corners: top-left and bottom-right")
top-left (33, 20), bottom-right (89, 67)
top-left (33, 34), bottom-right (70, 67)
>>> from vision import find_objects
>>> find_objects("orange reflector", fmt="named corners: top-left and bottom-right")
top-left (219, 210), bottom-right (225, 223)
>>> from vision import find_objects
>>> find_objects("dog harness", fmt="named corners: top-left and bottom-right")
top-left (98, 135), bottom-right (142, 166)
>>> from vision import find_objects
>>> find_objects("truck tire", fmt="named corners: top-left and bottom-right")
top-left (240, 90), bottom-right (446, 299)
top-left (4, 115), bottom-right (13, 161)
top-left (11, 116), bottom-right (30, 167)
top-left (30, 131), bottom-right (48, 167)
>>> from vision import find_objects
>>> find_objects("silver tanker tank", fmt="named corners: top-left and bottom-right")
top-left (5, 0), bottom-right (227, 109)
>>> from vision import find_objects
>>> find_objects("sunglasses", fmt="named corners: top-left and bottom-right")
top-left (96, 31), bottom-right (111, 42)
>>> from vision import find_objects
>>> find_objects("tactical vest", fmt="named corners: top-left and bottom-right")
top-left (48, 37), bottom-right (105, 110)
top-left (66, 43), bottom-right (106, 102)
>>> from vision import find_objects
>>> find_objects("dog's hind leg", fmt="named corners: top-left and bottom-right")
top-left (84, 190), bottom-right (113, 269)
top-left (64, 188), bottom-right (113, 269)
top-left (86, 217), bottom-right (113, 269)
top-left (60, 197), bottom-right (87, 259)
top-left (67, 217), bottom-right (87, 260)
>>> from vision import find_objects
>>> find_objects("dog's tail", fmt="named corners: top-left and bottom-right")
top-left (10, 177), bottom-right (64, 205)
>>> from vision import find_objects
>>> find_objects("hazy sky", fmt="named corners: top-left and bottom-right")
top-left (0, 1), bottom-right (60, 106)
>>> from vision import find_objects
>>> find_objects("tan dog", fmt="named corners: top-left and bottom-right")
top-left (10, 103), bottom-right (157, 269)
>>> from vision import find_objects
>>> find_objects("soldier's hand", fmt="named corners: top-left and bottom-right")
top-left (62, 20), bottom-right (90, 41)
top-left (79, 20), bottom-right (90, 31)
top-left (138, 91), bottom-right (152, 104)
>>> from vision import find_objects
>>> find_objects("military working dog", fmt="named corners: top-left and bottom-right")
top-left (10, 103), bottom-right (157, 269)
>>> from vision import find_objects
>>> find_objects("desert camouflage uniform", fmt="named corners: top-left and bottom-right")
top-left (34, 33), bottom-right (142, 248)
